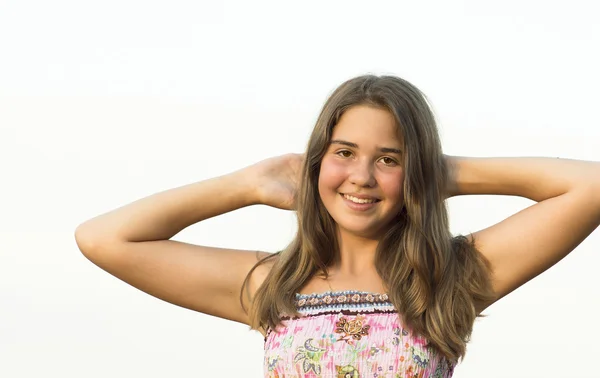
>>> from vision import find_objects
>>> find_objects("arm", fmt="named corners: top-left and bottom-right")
top-left (74, 171), bottom-right (269, 326)
top-left (76, 172), bottom-right (259, 244)
top-left (446, 156), bottom-right (600, 310)
top-left (74, 154), bottom-right (302, 328)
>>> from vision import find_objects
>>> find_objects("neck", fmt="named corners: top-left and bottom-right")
top-left (332, 227), bottom-right (379, 276)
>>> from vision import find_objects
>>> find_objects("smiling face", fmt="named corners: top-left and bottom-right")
top-left (318, 104), bottom-right (405, 239)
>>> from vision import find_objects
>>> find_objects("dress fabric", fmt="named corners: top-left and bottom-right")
top-left (263, 290), bottom-right (455, 378)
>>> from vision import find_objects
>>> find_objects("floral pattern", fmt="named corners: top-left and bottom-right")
top-left (264, 290), bottom-right (455, 377)
top-left (335, 314), bottom-right (370, 343)
top-left (293, 338), bottom-right (326, 374)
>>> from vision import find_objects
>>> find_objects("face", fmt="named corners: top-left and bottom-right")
top-left (318, 104), bottom-right (405, 239)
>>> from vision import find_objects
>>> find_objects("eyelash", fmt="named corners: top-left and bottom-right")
top-left (335, 150), bottom-right (398, 166)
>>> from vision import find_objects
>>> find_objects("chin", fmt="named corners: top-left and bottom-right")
top-left (336, 221), bottom-right (383, 239)
top-left (336, 213), bottom-right (402, 239)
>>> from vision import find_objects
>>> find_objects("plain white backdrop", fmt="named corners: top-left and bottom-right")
top-left (1, 0), bottom-right (599, 377)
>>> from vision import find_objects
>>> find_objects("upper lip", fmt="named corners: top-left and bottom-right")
top-left (342, 192), bottom-right (381, 201)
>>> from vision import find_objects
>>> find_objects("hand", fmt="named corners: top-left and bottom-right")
top-left (244, 153), bottom-right (304, 210)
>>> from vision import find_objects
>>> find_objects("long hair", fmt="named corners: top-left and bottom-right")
top-left (241, 74), bottom-right (494, 361)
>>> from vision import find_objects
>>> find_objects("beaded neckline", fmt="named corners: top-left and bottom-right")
top-left (295, 290), bottom-right (391, 309)
top-left (265, 290), bottom-right (396, 339)
top-left (296, 289), bottom-right (388, 298)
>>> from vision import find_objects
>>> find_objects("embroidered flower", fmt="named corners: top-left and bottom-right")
top-left (335, 314), bottom-right (370, 342)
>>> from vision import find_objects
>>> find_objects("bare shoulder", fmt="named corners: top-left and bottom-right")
top-left (246, 250), bottom-right (278, 299)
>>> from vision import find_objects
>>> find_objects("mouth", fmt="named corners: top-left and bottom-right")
top-left (340, 193), bottom-right (381, 204)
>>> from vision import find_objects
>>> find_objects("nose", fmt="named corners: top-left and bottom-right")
top-left (348, 159), bottom-right (376, 188)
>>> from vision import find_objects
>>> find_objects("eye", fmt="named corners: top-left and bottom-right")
top-left (336, 150), bottom-right (353, 158)
top-left (379, 156), bottom-right (398, 166)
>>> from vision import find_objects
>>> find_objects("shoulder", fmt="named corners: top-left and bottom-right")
top-left (252, 251), bottom-right (279, 281)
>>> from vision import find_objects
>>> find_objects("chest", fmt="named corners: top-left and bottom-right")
top-left (263, 291), bottom-right (454, 377)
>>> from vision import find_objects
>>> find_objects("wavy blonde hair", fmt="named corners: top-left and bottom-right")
top-left (241, 74), bottom-right (494, 361)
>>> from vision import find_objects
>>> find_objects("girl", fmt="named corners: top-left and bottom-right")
top-left (75, 75), bottom-right (600, 377)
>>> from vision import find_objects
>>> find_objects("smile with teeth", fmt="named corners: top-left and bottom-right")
top-left (342, 194), bottom-right (379, 204)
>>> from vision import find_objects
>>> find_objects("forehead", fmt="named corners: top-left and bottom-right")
top-left (332, 104), bottom-right (404, 146)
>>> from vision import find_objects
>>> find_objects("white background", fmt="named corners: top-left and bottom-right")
top-left (1, 0), bottom-right (599, 377)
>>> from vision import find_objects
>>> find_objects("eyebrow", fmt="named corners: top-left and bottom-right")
top-left (330, 139), bottom-right (403, 155)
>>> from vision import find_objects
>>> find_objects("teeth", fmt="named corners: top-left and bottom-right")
top-left (343, 194), bottom-right (377, 204)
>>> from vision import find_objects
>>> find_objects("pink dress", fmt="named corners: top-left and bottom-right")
top-left (264, 290), bottom-right (455, 377)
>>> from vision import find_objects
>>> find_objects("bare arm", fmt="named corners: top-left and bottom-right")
top-left (447, 156), bottom-right (600, 311)
top-left (75, 154), bottom-right (302, 329)
top-left (76, 172), bottom-right (259, 244)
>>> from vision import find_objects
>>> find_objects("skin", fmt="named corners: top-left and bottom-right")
top-left (448, 155), bottom-right (600, 312)
top-left (75, 101), bottom-right (600, 336)
top-left (318, 104), bottom-right (405, 281)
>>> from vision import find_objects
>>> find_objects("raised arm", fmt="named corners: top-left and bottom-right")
top-left (446, 156), bottom-right (600, 311)
top-left (74, 154), bottom-right (302, 329)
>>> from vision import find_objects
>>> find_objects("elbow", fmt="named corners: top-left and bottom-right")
top-left (74, 224), bottom-right (88, 248)
top-left (74, 223), bottom-right (127, 270)
top-left (74, 222), bottom-right (118, 257)
top-left (74, 223), bottom-right (99, 257)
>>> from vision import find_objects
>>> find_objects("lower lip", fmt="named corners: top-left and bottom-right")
top-left (340, 194), bottom-right (379, 211)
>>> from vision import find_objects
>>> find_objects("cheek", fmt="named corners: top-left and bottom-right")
top-left (318, 158), bottom-right (347, 196)
top-left (379, 171), bottom-right (405, 202)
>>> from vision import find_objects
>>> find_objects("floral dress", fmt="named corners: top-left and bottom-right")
top-left (263, 291), bottom-right (455, 378)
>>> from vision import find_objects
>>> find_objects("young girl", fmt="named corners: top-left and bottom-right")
top-left (75, 75), bottom-right (600, 377)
